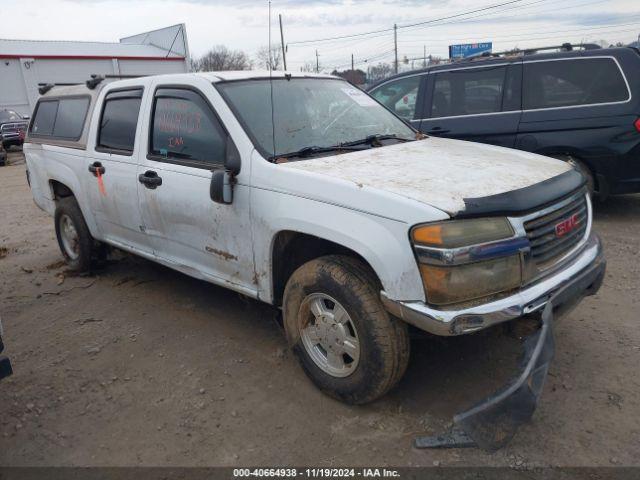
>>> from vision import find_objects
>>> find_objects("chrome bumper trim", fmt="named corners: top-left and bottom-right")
top-left (382, 233), bottom-right (605, 336)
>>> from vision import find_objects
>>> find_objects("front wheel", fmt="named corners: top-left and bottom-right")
top-left (283, 255), bottom-right (410, 404)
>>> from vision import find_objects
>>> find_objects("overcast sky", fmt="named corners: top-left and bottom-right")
top-left (1, 0), bottom-right (638, 71)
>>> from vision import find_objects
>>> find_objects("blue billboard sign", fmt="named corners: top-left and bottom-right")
top-left (449, 42), bottom-right (493, 59)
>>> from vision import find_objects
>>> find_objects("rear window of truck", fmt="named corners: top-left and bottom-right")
top-left (523, 57), bottom-right (630, 110)
top-left (30, 97), bottom-right (90, 140)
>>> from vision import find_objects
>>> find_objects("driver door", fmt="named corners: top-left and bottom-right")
top-left (136, 78), bottom-right (256, 293)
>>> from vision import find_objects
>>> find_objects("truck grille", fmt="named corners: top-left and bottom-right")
top-left (1, 122), bottom-right (28, 135)
top-left (524, 192), bottom-right (588, 268)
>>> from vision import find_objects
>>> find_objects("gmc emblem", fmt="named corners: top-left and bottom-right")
top-left (555, 213), bottom-right (580, 237)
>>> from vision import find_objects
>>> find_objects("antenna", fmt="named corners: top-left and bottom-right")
top-left (268, 1), bottom-right (277, 159)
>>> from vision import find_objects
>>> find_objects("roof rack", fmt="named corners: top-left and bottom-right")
top-left (86, 74), bottom-right (147, 89)
top-left (458, 43), bottom-right (601, 62)
top-left (36, 74), bottom-right (149, 95)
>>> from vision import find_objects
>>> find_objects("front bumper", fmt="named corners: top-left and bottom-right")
top-left (382, 233), bottom-right (605, 336)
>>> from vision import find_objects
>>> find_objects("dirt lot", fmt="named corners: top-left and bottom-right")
top-left (0, 151), bottom-right (639, 467)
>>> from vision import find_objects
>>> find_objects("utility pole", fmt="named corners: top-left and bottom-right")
top-left (316, 50), bottom-right (319, 73)
top-left (423, 45), bottom-right (426, 68)
top-left (351, 53), bottom-right (354, 71)
top-left (394, 23), bottom-right (398, 74)
top-left (279, 14), bottom-right (287, 71)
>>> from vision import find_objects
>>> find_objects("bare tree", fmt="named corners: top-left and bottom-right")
top-left (255, 45), bottom-right (282, 71)
top-left (368, 62), bottom-right (394, 82)
top-left (300, 61), bottom-right (318, 73)
top-left (192, 45), bottom-right (252, 72)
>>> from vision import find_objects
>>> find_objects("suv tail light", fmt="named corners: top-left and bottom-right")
top-left (635, 118), bottom-right (640, 132)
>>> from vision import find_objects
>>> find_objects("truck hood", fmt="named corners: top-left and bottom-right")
top-left (280, 137), bottom-right (573, 216)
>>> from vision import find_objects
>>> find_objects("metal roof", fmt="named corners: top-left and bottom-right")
top-left (0, 38), bottom-right (184, 59)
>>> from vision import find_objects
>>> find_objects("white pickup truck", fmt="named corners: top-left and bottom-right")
top-left (24, 72), bottom-right (605, 431)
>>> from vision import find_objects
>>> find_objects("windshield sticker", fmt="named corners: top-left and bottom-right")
top-left (341, 87), bottom-right (378, 107)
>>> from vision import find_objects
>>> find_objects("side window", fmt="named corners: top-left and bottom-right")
top-left (370, 76), bottom-right (421, 120)
top-left (97, 89), bottom-right (143, 154)
top-left (150, 88), bottom-right (226, 167)
top-left (52, 98), bottom-right (90, 139)
top-left (523, 58), bottom-right (629, 110)
top-left (430, 66), bottom-right (506, 118)
top-left (30, 97), bottom-right (90, 140)
top-left (31, 101), bottom-right (58, 136)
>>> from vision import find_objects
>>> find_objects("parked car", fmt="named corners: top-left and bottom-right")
top-left (0, 139), bottom-right (6, 167)
top-left (368, 45), bottom-right (640, 198)
top-left (0, 109), bottom-right (29, 150)
top-left (0, 317), bottom-right (12, 381)
top-left (23, 72), bottom-right (604, 446)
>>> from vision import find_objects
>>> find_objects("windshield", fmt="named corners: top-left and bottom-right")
top-left (0, 110), bottom-right (23, 122)
top-left (216, 78), bottom-right (415, 158)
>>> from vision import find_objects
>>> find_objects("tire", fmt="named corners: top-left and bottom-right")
top-left (54, 197), bottom-right (96, 273)
top-left (283, 255), bottom-right (410, 404)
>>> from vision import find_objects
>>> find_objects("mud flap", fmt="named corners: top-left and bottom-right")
top-left (415, 302), bottom-right (555, 452)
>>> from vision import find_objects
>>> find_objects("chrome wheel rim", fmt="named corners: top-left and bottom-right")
top-left (59, 214), bottom-right (80, 260)
top-left (299, 293), bottom-right (360, 378)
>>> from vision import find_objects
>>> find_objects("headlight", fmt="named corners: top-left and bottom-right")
top-left (412, 218), bottom-right (514, 248)
top-left (411, 218), bottom-right (522, 306)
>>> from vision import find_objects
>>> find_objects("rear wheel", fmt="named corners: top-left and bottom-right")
top-left (54, 197), bottom-right (99, 273)
top-left (283, 255), bottom-right (410, 404)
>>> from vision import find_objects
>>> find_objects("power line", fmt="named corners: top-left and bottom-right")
top-left (287, 0), bottom-right (528, 45)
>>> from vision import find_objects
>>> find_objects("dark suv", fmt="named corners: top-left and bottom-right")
top-left (368, 45), bottom-right (640, 198)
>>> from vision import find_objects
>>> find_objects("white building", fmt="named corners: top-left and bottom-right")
top-left (0, 24), bottom-right (190, 115)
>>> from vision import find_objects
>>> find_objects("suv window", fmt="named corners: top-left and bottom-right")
top-left (31, 97), bottom-right (90, 139)
top-left (150, 88), bottom-right (226, 167)
top-left (523, 58), bottom-right (629, 110)
top-left (98, 89), bottom-right (143, 154)
top-left (370, 76), bottom-right (421, 120)
top-left (431, 66), bottom-right (506, 118)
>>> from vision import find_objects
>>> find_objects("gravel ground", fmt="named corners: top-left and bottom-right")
top-left (0, 151), bottom-right (639, 467)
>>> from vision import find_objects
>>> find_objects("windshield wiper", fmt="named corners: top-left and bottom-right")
top-left (270, 144), bottom-right (365, 161)
top-left (341, 134), bottom-right (413, 148)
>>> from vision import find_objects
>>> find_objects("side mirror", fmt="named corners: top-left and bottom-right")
top-left (210, 170), bottom-right (233, 204)
top-left (210, 136), bottom-right (241, 205)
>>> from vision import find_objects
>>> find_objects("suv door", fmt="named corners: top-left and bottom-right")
top-left (516, 56), bottom-right (635, 194)
top-left (136, 79), bottom-right (256, 293)
top-left (369, 74), bottom-right (426, 129)
top-left (419, 63), bottom-right (522, 148)
top-left (85, 87), bottom-right (151, 253)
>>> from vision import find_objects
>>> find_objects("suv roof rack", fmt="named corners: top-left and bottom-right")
top-left (458, 43), bottom-right (602, 62)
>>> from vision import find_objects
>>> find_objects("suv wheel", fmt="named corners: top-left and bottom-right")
top-left (283, 255), bottom-right (410, 404)
top-left (54, 197), bottom-right (99, 273)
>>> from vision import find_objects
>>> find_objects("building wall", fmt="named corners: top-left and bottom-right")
top-left (0, 59), bottom-right (31, 115)
top-left (0, 57), bottom-right (188, 115)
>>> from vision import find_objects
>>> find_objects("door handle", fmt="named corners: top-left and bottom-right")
top-left (138, 170), bottom-right (163, 189)
top-left (88, 161), bottom-right (105, 176)
top-left (426, 127), bottom-right (450, 135)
